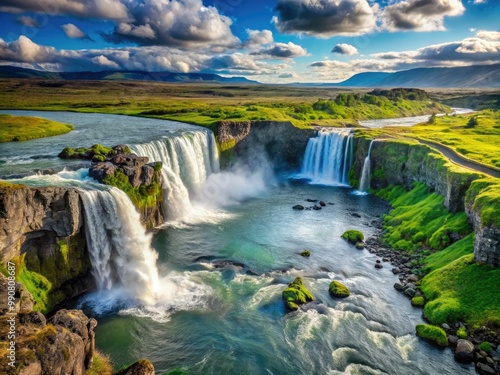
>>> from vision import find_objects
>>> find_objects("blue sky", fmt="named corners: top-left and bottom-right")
top-left (0, 0), bottom-right (498, 82)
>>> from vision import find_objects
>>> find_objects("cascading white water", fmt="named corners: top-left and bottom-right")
top-left (130, 130), bottom-right (220, 221)
top-left (359, 140), bottom-right (375, 193)
top-left (301, 129), bottom-right (353, 185)
top-left (79, 186), bottom-right (160, 304)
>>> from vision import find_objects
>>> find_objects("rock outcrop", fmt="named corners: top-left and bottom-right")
top-left (0, 274), bottom-right (97, 375)
top-left (215, 120), bottom-right (315, 169)
top-left (89, 151), bottom-right (164, 229)
top-left (115, 359), bottom-right (156, 375)
top-left (0, 185), bottom-right (93, 310)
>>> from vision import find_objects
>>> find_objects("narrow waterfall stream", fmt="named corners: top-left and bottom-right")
top-left (358, 140), bottom-right (375, 194)
top-left (300, 129), bottom-right (353, 185)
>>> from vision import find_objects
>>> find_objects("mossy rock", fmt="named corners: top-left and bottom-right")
top-left (342, 230), bottom-right (364, 245)
top-left (456, 326), bottom-right (467, 339)
top-left (300, 249), bottom-right (311, 257)
top-left (416, 324), bottom-right (448, 347)
top-left (329, 280), bottom-right (350, 298)
top-left (355, 242), bottom-right (365, 249)
top-left (479, 341), bottom-right (492, 352)
top-left (411, 296), bottom-right (425, 307)
top-left (282, 277), bottom-right (314, 311)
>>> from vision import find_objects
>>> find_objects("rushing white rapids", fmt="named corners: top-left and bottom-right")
top-left (130, 130), bottom-right (220, 221)
top-left (359, 140), bottom-right (375, 193)
top-left (300, 129), bottom-right (353, 185)
top-left (79, 186), bottom-right (160, 304)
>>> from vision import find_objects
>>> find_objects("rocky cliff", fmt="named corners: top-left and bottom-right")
top-left (0, 185), bottom-right (93, 311)
top-left (351, 136), bottom-right (499, 267)
top-left (0, 273), bottom-right (98, 375)
top-left (215, 120), bottom-right (315, 169)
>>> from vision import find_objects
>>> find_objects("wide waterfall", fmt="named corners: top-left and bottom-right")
top-left (130, 130), bottom-right (220, 221)
top-left (359, 140), bottom-right (375, 193)
top-left (301, 129), bottom-right (353, 185)
top-left (79, 186), bottom-right (160, 304)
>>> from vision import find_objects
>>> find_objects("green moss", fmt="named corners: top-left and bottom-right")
top-left (421, 254), bottom-right (500, 328)
top-left (329, 280), bottom-right (350, 298)
top-left (479, 341), bottom-right (492, 352)
top-left (377, 183), bottom-right (471, 252)
top-left (300, 249), bottom-right (311, 257)
top-left (0, 114), bottom-right (73, 142)
top-left (103, 169), bottom-right (162, 209)
top-left (411, 296), bottom-right (425, 307)
top-left (12, 253), bottom-right (52, 312)
top-left (456, 327), bottom-right (468, 339)
top-left (416, 324), bottom-right (448, 347)
top-left (465, 178), bottom-right (500, 227)
top-left (58, 143), bottom-right (114, 160)
top-left (282, 277), bottom-right (314, 311)
top-left (341, 230), bottom-right (364, 244)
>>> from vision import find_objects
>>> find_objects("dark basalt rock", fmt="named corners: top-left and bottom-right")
top-left (110, 153), bottom-right (149, 168)
top-left (293, 204), bottom-right (305, 210)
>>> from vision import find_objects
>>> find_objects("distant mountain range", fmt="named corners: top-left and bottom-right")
top-left (1, 64), bottom-right (499, 88)
top-left (332, 64), bottom-right (500, 88)
top-left (0, 66), bottom-right (258, 84)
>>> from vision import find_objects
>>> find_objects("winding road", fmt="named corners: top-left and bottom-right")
top-left (411, 138), bottom-right (500, 179)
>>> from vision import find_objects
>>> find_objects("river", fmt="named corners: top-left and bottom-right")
top-left (0, 111), bottom-right (474, 374)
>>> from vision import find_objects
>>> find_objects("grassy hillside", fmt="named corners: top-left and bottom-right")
top-left (0, 114), bottom-right (73, 142)
top-left (0, 80), bottom-right (448, 129)
top-left (377, 183), bottom-right (500, 328)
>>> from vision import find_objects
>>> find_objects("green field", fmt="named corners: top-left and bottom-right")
top-left (0, 80), bottom-right (448, 129)
top-left (357, 110), bottom-right (500, 170)
top-left (0, 114), bottom-right (73, 142)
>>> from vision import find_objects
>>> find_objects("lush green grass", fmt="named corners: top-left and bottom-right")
top-left (465, 178), bottom-right (500, 227)
top-left (421, 254), bottom-right (500, 328)
top-left (329, 280), bottom-right (350, 298)
top-left (423, 234), bottom-right (474, 273)
top-left (416, 324), bottom-right (448, 346)
top-left (341, 230), bottom-right (364, 244)
top-left (0, 114), bottom-right (73, 142)
top-left (0, 80), bottom-right (449, 129)
top-left (357, 110), bottom-right (500, 170)
top-left (480, 342), bottom-right (492, 352)
top-left (377, 183), bottom-right (471, 252)
top-left (87, 350), bottom-right (114, 375)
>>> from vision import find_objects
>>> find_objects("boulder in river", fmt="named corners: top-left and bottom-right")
top-left (319, 201), bottom-right (326, 207)
top-left (329, 280), bottom-right (350, 298)
top-left (293, 205), bottom-right (305, 210)
top-left (282, 277), bottom-right (314, 311)
top-left (454, 339), bottom-right (475, 362)
top-left (115, 359), bottom-right (155, 375)
top-left (300, 249), bottom-right (311, 257)
top-left (416, 324), bottom-right (448, 347)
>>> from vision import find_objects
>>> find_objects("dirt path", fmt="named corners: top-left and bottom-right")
top-left (412, 138), bottom-right (500, 178)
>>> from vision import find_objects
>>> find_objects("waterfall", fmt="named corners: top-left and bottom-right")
top-left (359, 140), bottom-right (374, 193)
top-left (130, 130), bottom-right (220, 221)
top-left (301, 129), bottom-right (353, 185)
top-left (79, 186), bottom-right (160, 304)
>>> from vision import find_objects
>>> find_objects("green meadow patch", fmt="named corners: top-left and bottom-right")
top-left (0, 114), bottom-right (73, 142)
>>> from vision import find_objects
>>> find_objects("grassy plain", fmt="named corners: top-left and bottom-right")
top-left (0, 79), bottom-right (448, 129)
top-left (356, 109), bottom-right (500, 169)
top-left (0, 114), bottom-right (73, 142)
